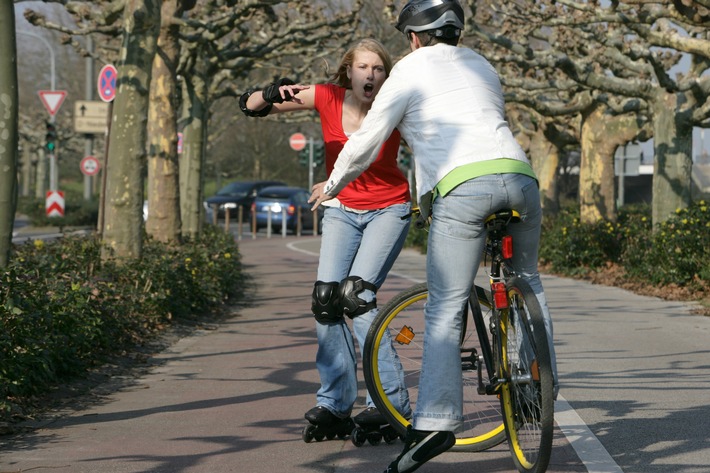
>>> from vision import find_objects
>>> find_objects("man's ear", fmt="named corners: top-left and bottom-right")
top-left (409, 32), bottom-right (421, 50)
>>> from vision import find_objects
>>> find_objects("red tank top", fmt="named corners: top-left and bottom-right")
top-left (314, 83), bottom-right (410, 209)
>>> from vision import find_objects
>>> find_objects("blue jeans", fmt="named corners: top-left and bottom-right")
top-left (414, 174), bottom-right (558, 432)
top-left (314, 203), bottom-right (413, 419)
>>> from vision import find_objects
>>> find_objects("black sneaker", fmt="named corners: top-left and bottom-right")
top-left (384, 426), bottom-right (455, 473)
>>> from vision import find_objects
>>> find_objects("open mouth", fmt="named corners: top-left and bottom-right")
top-left (363, 83), bottom-right (374, 97)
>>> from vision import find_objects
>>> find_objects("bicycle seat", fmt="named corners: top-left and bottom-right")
top-left (484, 209), bottom-right (521, 231)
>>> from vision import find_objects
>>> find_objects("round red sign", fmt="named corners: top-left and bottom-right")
top-left (80, 155), bottom-right (101, 176)
top-left (97, 64), bottom-right (118, 103)
top-left (289, 132), bottom-right (307, 151)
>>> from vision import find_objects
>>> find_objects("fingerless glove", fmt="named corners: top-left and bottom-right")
top-left (261, 78), bottom-right (296, 104)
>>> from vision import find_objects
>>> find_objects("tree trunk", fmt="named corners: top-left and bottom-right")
top-left (101, 0), bottom-right (161, 262)
top-left (529, 127), bottom-right (560, 214)
top-left (579, 105), bottom-right (647, 224)
top-left (651, 92), bottom-right (694, 227)
top-left (0, 2), bottom-right (19, 268)
top-left (179, 73), bottom-right (209, 238)
top-left (146, 0), bottom-right (183, 244)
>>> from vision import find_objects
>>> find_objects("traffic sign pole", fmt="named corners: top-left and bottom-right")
top-left (308, 138), bottom-right (314, 191)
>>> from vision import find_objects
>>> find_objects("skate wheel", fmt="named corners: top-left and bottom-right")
top-left (326, 432), bottom-right (336, 440)
top-left (313, 432), bottom-right (325, 442)
top-left (351, 427), bottom-right (367, 447)
top-left (384, 432), bottom-right (399, 444)
top-left (302, 424), bottom-right (316, 443)
top-left (367, 432), bottom-right (383, 446)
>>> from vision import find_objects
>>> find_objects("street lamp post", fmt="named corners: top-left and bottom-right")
top-left (17, 29), bottom-right (58, 192)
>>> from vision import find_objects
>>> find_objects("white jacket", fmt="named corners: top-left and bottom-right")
top-left (325, 43), bottom-right (529, 202)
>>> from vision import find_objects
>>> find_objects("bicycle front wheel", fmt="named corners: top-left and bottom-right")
top-left (498, 277), bottom-right (554, 473)
top-left (363, 282), bottom-right (506, 452)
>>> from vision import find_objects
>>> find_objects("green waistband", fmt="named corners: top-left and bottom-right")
top-left (435, 159), bottom-right (537, 197)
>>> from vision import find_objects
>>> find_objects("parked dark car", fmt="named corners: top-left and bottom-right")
top-left (252, 186), bottom-right (323, 233)
top-left (205, 180), bottom-right (285, 218)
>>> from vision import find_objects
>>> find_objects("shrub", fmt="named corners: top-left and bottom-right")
top-left (623, 200), bottom-right (709, 288)
top-left (539, 207), bottom-right (626, 275)
top-left (0, 227), bottom-right (244, 419)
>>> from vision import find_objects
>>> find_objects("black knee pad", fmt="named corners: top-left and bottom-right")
top-left (311, 281), bottom-right (342, 324)
top-left (338, 276), bottom-right (377, 319)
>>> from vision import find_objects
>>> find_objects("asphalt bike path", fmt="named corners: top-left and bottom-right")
top-left (1, 235), bottom-right (708, 472)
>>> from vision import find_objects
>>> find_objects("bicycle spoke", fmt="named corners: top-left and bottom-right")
top-left (364, 283), bottom-right (507, 452)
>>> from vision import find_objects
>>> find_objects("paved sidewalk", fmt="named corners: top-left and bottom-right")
top-left (1, 235), bottom-right (706, 472)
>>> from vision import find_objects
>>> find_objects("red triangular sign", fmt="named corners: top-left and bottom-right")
top-left (38, 90), bottom-right (68, 116)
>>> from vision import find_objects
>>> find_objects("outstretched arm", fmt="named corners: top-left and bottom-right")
top-left (240, 78), bottom-right (315, 116)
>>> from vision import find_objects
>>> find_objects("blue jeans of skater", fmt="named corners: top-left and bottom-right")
top-left (413, 173), bottom-right (558, 432)
top-left (314, 202), bottom-right (412, 419)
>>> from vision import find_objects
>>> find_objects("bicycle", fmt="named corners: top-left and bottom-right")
top-left (363, 208), bottom-right (555, 473)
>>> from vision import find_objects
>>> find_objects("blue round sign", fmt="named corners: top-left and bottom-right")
top-left (97, 64), bottom-right (118, 102)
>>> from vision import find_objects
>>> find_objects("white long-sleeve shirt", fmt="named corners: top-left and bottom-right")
top-left (324, 43), bottom-right (530, 202)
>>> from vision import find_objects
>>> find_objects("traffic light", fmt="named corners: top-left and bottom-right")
top-left (298, 148), bottom-right (310, 167)
top-left (313, 143), bottom-right (325, 167)
top-left (297, 143), bottom-right (325, 168)
top-left (45, 121), bottom-right (57, 154)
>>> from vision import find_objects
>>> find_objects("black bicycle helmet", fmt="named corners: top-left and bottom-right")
top-left (395, 0), bottom-right (464, 36)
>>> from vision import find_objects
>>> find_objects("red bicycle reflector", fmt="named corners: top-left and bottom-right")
top-left (493, 282), bottom-right (508, 309)
top-left (502, 235), bottom-right (514, 259)
top-left (395, 325), bottom-right (415, 345)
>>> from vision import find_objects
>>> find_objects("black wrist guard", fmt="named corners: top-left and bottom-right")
top-left (262, 78), bottom-right (296, 104)
top-left (239, 88), bottom-right (272, 117)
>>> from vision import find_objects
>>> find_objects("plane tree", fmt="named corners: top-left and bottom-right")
top-left (460, 0), bottom-right (655, 223)
top-left (23, 0), bottom-right (362, 253)
top-left (174, 1), bottom-right (362, 237)
top-left (0, 1), bottom-right (19, 268)
top-left (466, 0), bottom-right (710, 227)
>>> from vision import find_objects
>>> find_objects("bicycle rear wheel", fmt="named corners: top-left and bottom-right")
top-left (363, 282), bottom-right (506, 452)
top-left (498, 277), bottom-right (554, 473)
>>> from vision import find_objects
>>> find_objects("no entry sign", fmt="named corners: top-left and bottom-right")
top-left (289, 132), bottom-right (307, 151)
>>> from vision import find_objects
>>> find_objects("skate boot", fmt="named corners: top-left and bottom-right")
top-left (351, 407), bottom-right (401, 446)
top-left (302, 406), bottom-right (355, 443)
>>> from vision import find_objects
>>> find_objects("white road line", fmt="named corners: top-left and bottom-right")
top-left (555, 395), bottom-right (623, 473)
top-left (286, 240), bottom-right (319, 257)
top-left (286, 241), bottom-right (425, 283)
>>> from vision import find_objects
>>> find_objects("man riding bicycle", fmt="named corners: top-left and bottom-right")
top-left (309, 1), bottom-right (559, 472)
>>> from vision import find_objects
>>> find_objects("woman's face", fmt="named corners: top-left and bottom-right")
top-left (347, 50), bottom-right (387, 105)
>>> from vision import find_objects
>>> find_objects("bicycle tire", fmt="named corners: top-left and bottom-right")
top-left (363, 282), bottom-right (507, 452)
top-left (497, 277), bottom-right (554, 473)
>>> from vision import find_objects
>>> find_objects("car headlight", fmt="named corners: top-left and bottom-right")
top-left (223, 203), bottom-right (237, 209)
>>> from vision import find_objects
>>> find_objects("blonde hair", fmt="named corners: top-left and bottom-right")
top-left (328, 38), bottom-right (393, 88)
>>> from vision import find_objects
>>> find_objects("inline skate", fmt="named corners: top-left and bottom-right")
top-left (350, 407), bottom-right (401, 446)
top-left (302, 406), bottom-right (355, 443)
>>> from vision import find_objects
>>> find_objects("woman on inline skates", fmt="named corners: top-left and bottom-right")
top-left (239, 38), bottom-right (412, 444)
